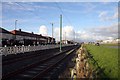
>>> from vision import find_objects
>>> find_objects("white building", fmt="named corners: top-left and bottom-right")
top-left (101, 38), bottom-right (120, 44)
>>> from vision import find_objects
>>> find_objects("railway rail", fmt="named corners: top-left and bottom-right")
top-left (3, 46), bottom-right (74, 76)
top-left (3, 48), bottom-right (58, 65)
top-left (2, 45), bottom-right (79, 80)
top-left (3, 45), bottom-right (73, 65)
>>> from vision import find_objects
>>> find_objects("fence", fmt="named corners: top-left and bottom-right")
top-left (0, 44), bottom-right (74, 56)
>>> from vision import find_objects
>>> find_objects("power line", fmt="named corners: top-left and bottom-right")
top-left (16, 2), bottom-right (51, 25)
top-left (55, 2), bottom-right (76, 41)
top-left (54, 2), bottom-right (73, 26)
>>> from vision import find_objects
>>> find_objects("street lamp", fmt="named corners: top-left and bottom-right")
top-left (50, 22), bottom-right (54, 44)
top-left (15, 20), bottom-right (18, 31)
top-left (15, 20), bottom-right (18, 40)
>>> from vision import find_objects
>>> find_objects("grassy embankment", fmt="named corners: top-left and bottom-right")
top-left (85, 44), bottom-right (119, 79)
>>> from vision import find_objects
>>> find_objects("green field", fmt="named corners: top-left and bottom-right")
top-left (101, 43), bottom-right (120, 46)
top-left (85, 44), bottom-right (119, 79)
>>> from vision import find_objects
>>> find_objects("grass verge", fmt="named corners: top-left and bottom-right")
top-left (85, 44), bottom-right (118, 79)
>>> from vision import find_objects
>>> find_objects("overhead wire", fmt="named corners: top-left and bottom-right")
top-left (54, 2), bottom-right (74, 27)
top-left (55, 2), bottom-right (77, 41)
top-left (15, 2), bottom-right (51, 25)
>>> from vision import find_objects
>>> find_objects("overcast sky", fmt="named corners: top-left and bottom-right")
top-left (1, 1), bottom-right (119, 42)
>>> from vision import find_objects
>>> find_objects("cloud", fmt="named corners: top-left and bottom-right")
top-left (113, 11), bottom-right (118, 19)
top-left (90, 23), bottom-right (118, 35)
top-left (99, 11), bottom-right (107, 19)
top-left (2, 2), bottom-right (34, 11)
top-left (1, 0), bottom-right (119, 2)
top-left (87, 23), bottom-right (118, 40)
top-left (99, 10), bottom-right (118, 21)
top-left (39, 25), bottom-right (48, 36)
top-left (2, 16), bottom-right (45, 29)
top-left (75, 24), bottom-right (118, 42)
top-left (2, 2), bottom-right (57, 12)
top-left (54, 23), bottom-right (118, 42)
top-left (54, 25), bottom-right (75, 41)
top-left (75, 31), bottom-right (95, 42)
top-left (60, 2), bottom-right (96, 14)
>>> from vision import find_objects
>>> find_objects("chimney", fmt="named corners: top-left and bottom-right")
top-left (19, 29), bottom-right (21, 31)
top-left (32, 32), bottom-right (34, 34)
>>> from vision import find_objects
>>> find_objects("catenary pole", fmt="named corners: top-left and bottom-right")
top-left (60, 15), bottom-right (62, 52)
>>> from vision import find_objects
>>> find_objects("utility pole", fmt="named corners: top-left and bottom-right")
top-left (15, 20), bottom-right (18, 40)
top-left (65, 32), bottom-right (66, 44)
top-left (60, 15), bottom-right (62, 52)
top-left (50, 23), bottom-right (54, 44)
top-left (74, 31), bottom-right (75, 42)
top-left (74, 31), bottom-right (76, 45)
top-left (15, 20), bottom-right (17, 31)
top-left (65, 32), bottom-right (66, 41)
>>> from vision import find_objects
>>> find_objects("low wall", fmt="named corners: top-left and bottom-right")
top-left (0, 44), bottom-right (74, 56)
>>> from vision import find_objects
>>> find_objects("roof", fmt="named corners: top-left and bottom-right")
top-left (0, 27), bottom-right (13, 34)
top-left (1, 28), bottom-right (56, 40)
top-left (44, 36), bottom-right (55, 39)
top-left (10, 30), bottom-right (45, 38)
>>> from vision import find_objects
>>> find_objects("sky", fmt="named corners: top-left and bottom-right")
top-left (1, 1), bottom-right (119, 42)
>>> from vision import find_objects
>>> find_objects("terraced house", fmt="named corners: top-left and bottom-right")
top-left (1, 27), bottom-right (56, 46)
